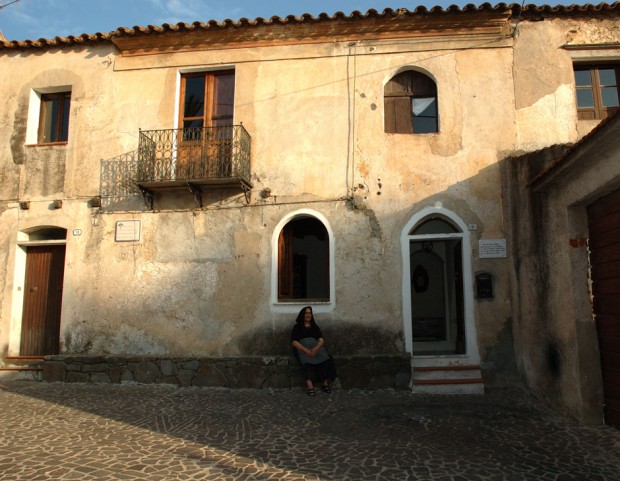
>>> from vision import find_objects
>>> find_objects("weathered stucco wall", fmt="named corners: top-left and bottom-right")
top-left (2, 11), bottom-right (615, 395)
top-left (504, 15), bottom-right (620, 422)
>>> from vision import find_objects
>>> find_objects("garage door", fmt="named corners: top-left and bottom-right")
top-left (588, 188), bottom-right (620, 429)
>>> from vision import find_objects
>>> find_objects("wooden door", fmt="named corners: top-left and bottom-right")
top-left (588, 188), bottom-right (620, 429)
top-left (178, 71), bottom-right (235, 179)
top-left (20, 245), bottom-right (66, 356)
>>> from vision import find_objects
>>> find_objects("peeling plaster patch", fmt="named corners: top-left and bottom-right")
top-left (516, 84), bottom-right (576, 150)
top-left (9, 99), bottom-right (27, 166)
top-left (357, 158), bottom-right (370, 178)
top-left (66, 321), bottom-right (165, 354)
top-left (360, 208), bottom-right (383, 239)
top-left (566, 19), bottom-right (620, 45)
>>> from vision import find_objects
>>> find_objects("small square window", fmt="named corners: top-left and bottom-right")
top-left (38, 92), bottom-right (71, 143)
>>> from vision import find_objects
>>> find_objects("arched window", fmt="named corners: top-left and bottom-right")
top-left (384, 70), bottom-right (438, 134)
top-left (278, 216), bottom-right (329, 301)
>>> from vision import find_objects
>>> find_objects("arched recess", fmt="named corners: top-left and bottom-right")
top-left (401, 207), bottom-right (480, 363)
top-left (271, 209), bottom-right (335, 313)
top-left (9, 226), bottom-right (67, 356)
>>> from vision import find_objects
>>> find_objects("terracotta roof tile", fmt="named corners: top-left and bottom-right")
top-left (1, 2), bottom-right (619, 50)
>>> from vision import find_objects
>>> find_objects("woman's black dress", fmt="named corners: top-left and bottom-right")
top-left (291, 323), bottom-right (336, 383)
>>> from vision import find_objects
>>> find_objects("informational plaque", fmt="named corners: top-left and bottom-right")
top-left (479, 239), bottom-right (507, 258)
top-left (115, 220), bottom-right (141, 242)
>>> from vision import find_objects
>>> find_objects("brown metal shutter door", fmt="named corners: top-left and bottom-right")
top-left (588, 188), bottom-right (620, 429)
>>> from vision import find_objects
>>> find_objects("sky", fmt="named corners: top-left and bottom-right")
top-left (0, 0), bottom-right (550, 42)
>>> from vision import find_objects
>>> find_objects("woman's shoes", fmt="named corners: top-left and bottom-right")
top-left (306, 386), bottom-right (330, 395)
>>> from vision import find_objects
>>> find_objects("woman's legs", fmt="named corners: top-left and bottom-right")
top-left (304, 365), bottom-right (316, 395)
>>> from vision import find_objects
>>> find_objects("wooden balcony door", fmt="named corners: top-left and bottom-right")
top-left (20, 245), bottom-right (66, 356)
top-left (178, 70), bottom-right (235, 179)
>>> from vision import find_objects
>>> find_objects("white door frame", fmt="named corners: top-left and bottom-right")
top-left (401, 206), bottom-right (480, 364)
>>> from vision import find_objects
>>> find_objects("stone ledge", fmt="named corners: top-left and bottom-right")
top-left (42, 355), bottom-right (411, 390)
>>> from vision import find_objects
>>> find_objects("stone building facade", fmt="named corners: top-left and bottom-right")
top-left (0, 4), bottom-right (619, 426)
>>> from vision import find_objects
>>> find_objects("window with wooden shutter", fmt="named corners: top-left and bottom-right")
top-left (384, 71), bottom-right (438, 134)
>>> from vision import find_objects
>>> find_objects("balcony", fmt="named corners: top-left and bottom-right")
top-left (136, 125), bottom-right (252, 208)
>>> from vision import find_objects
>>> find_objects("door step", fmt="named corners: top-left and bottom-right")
top-left (412, 361), bottom-right (484, 394)
top-left (0, 356), bottom-right (44, 381)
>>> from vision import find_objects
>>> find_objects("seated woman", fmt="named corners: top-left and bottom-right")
top-left (291, 306), bottom-right (336, 396)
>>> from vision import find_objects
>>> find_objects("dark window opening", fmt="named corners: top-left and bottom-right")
top-left (385, 70), bottom-right (438, 134)
top-left (28, 228), bottom-right (67, 241)
top-left (410, 217), bottom-right (459, 236)
top-left (278, 217), bottom-right (329, 302)
top-left (38, 92), bottom-right (71, 143)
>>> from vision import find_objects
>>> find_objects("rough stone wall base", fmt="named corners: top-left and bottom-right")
top-left (42, 355), bottom-right (412, 390)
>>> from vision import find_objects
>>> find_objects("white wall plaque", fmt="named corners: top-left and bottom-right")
top-left (115, 220), bottom-right (141, 242)
top-left (479, 239), bottom-right (507, 258)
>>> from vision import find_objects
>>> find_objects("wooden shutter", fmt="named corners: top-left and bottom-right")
top-left (385, 71), bottom-right (437, 134)
top-left (385, 96), bottom-right (413, 133)
top-left (278, 225), bottom-right (294, 299)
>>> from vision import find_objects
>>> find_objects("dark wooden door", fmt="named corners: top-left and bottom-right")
top-left (20, 245), bottom-right (66, 356)
top-left (178, 71), bottom-right (235, 179)
top-left (588, 188), bottom-right (620, 429)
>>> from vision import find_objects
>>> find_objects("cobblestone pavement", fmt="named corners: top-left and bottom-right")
top-left (0, 382), bottom-right (619, 481)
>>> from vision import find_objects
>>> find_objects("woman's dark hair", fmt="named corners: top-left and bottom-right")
top-left (295, 305), bottom-right (315, 326)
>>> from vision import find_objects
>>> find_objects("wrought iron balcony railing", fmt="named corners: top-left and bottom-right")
top-left (137, 125), bottom-right (251, 186)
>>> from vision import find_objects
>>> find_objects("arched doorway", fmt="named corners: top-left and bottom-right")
top-left (401, 207), bottom-right (480, 363)
top-left (409, 218), bottom-right (464, 355)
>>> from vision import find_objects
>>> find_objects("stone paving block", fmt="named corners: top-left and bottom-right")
top-left (108, 367), bottom-right (122, 384)
top-left (66, 371), bottom-right (89, 383)
top-left (83, 363), bottom-right (109, 373)
top-left (158, 360), bottom-right (176, 377)
top-left (129, 361), bottom-right (160, 384)
top-left (264, 372), bottom-right (291, 389)
top-left (177, 368), bottom-right (195, 387)
top-left (90, 372), bottom-right (111, 383)
top-left (42, 361), bottom-right (65, 382)
top-left (65, 363), bottom-right (83, 372)
top-left (224, 361), bottom-right (273, 388)
top-left (156, 375), bottom-right (179, 386)
top-left (193, 363), bottom-right (228, 387)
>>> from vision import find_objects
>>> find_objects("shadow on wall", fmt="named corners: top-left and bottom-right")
top-left (237, 322), bottom-right (403, 356)
top-left (99, 151), bottom-right (143, 211)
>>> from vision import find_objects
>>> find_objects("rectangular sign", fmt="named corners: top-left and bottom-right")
top-left (115, 220), bottom-right (141, 242)
top-left (479, 239), bottom-right (507, 258)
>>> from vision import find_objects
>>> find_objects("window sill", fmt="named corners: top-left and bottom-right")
top-left (277, 299), bottom-right (330, 304)
top-left (26, 142), bottom-right (68, 147)
top-left (385, 131), bottom-right (439, 135)
top-left (272, 300), bottom-right (335, 314)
